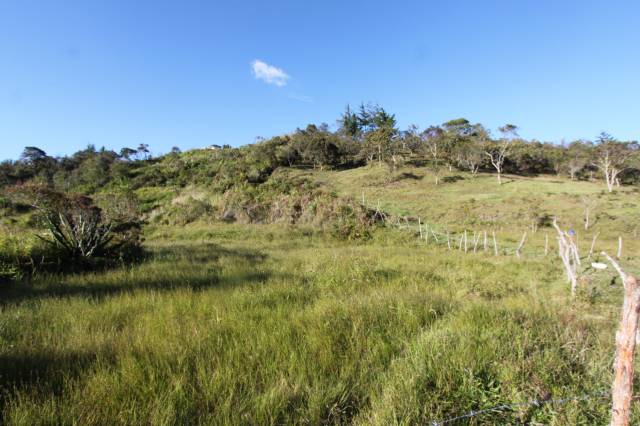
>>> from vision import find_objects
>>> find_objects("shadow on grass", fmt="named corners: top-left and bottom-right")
top-left (441, 175), bottom-right (465, 183)
top-left (0, 349), bottom-right (106, 392)
top-left (0, 345), bottom-right (124, 416)
top-left (396, 172), bottom-right (423, 181)
top-left (151, 242), bottom-right (268, 263)
top-left (0, 243), bottom-right (275, 305)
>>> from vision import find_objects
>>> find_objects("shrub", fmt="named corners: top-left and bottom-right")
top-left (163, 197), bottom-right (214, 225)
top-left (0, 233), bottom-right (52, 282)
top-left (329, 202), bottom-right (377, 240)
top-left (5, 184), bottom-right (144, 272)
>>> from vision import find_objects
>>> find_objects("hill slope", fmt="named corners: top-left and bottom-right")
top-left (1, 160), bottom-right (639, 424)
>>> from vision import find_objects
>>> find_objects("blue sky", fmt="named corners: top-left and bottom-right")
top-left (1, 0), bottom-right (639, 160)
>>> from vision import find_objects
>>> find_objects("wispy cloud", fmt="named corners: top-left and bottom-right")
top-left (288, 93), bottom-right (313, 103)
top-left (251, 59), bottom-right (290, 87)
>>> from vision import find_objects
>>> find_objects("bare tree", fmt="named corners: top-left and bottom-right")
top-left (581, 195), bottom-right (598, 230)
top-left (484, 124), bottom-right (518, 185)
top-left (592, 133), bottom-right (638, 192)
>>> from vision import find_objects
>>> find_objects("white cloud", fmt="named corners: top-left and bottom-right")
top-left (251, 59), bottom-right (290, 87)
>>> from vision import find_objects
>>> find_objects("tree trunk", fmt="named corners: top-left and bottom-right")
top-left (605, 168), bottom-right (614, 192)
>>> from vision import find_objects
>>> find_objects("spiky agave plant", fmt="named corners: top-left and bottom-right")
top-left (7, 184), bottom-right (143, 265)
top-left (39, 195), bottom-right (114, 259)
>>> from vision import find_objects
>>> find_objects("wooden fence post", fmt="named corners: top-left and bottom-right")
top-left (473, 232), bottom-right (480, 253)
top-left (492, 231), bottom-right (498, 256)
top-left (611, 277), bottom-right (640, 426)
top-left (464, 230), bottom-right (468, 253)
top-left (516, 232), bottom-right (527, 258)
top-left (588, 233), bottom-right (599, 260)
top-left (602, 253), bottom-right (640, 426)
top-left (618, 236), bottom-right (623, 259)
top-left (544, 233), bottom-right (549, 256)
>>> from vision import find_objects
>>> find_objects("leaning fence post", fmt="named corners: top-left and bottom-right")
top-left (418, 218), bottom-right (423, 239)
top-left (602, 253), bottom-right (640, 426)
top-left (473, 232), bottom-right (480, 253)
top-left (516, 232), bottom-right (527, 258)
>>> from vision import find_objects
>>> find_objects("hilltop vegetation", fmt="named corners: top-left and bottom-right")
top-left (1, 105), bottom-right (640, 423)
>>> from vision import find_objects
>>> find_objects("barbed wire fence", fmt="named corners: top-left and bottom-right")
top-left (429, 390), bottom-right (610, 425)
top-left (363, 197), bottom-right (624, 262)
top-left (363, 196), bottom-right (640, 425)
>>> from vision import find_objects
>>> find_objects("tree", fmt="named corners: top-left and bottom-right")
top-left (19, 146), bottom-right (55, 185)
top-left (592, 132), bottom-right (638, 192)
top-left (485, 124), bottom-right (518, 184)
top-left (421, 126), bottom-right (445, 184)
top-left (357, 104), bottom-right (398, 167)
top-left (292, 125), bottom-right (341, 170)
top-left (275, 143), bottom-right (300, 167)
top-left (136, 143), bottom-right (150, 160)
top-left (442, 118), bottom-right (474, 171)
top-left (0, 160), bottom-right (16, 187)
top-left (363, 125), bottom-right (396, 168)
top-left (20, 146), bottom-right (48, 164)
top-left (565, 140), bottom-right (591, 180)
top-left (338, 105), bottom-right (360, 140)
top-left (401, 124), bottom-right (423, 154)
top-left (459, 138), bottom-right (484, 175)
top-left (119, 147), bottom-right (137, 161)
top-left (459, 124), bottom-right (490, 176)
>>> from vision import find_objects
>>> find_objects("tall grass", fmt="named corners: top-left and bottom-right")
top-left (0, 223), bottom-right (634, 424)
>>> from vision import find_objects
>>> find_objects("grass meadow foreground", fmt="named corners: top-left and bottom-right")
top-left (0, 222), bottom-right (636, 424)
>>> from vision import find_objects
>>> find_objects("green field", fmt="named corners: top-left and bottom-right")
top-left (1, 166), bottom-right (639, 424)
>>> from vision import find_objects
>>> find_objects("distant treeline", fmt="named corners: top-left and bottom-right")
top-left (1, 103), bottom-right (639, 193)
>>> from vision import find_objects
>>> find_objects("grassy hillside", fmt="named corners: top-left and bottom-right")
top-left (299, 165), bottom-right (639, 232)
top-left (290, 165), bottom-right (640, 265)
top-left (0, 223), bottom-right (631, 424)
top-left (1, 163), bottom-right (639, 424)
